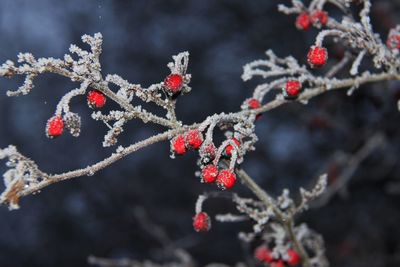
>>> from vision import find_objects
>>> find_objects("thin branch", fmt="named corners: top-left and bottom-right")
top-left (311, 133), bottom-right (385, 208)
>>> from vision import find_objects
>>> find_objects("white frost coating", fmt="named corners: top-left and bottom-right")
top-left (215, 213), bottom-right (248, 223)
top-left (296, 174), bottom-right (328, 213)
top-left (195, 194), bottom-right (207, 214)
top-left (315, 29), bottom-right (346, 47)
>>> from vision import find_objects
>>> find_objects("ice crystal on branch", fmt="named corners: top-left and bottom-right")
top-left (0, 146), bottom-right (44, 209)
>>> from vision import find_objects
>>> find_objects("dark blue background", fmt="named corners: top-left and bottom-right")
top-left (1, 1), bottom-right (400, 266)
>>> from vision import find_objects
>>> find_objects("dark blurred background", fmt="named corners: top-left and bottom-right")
top-left (1, 0), bottom-right (400, 266)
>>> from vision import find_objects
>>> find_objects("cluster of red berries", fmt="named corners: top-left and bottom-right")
top-left (171, 129), bottom-right (204, 155)
top-left (285, 12), bottom-right (329, 101)
top-left (295, 10), bottom-right (328, 30)
top-left (201, 137), bottom-right (239, 189)
top-left (201, 165), bottom-right (237, 189)
top-left (164, 73), bottom-right (184, 97)
top-left (281, 11), bottom-right (328, 105)
top-left (192, 212), bottom-right (211, 232)
top-left (171, 130), bottom-right (239, 189)
top-left (171, 131), bottom-right (241, 160)
top-left (295, 10), bottom-right (329, 69)
top-left (46, 89), bottom-right (107, 138)
top-left (254, 245), bottom-right (301, 267)
top-left (283, 80), bottom-right (302, 100)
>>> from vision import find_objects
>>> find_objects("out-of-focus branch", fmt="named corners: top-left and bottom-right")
top-left (88, 249), bottom-right (195, 267)
top-left (311, 133), bottom-right (386, 208)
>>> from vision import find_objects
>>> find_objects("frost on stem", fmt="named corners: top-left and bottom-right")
top-left (246, 0), bottom-right (400, 108)
top-left (296, 174), bottom-right (328, 213)
top-left (0, 32), bottom-right (192, 144)
top-left (0, 33), bottom-right (195, 208)
top-left (193, 174), bottom-right (329, 266)
top-left (251, 223), bottom-right (327, 267)
top-left (0, 146), bottom-right (44, 210)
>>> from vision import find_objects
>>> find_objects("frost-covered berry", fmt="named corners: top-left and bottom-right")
top-left (64, 112), bottom-right (81, 137)
top-left (200, 143), bottom-right (217, 164)
top-left (224, 138), bottom-right (240, 157)
top-left (295, 12), bottom-right (311, 30)
top-left (311, 10), bottom-right (328, 27)
top-left (185, 129), bottom-right (203, 150)
top-left (193, 212), bottom-right (211, 232)
top-left (164, 74), bottom-right (184, 95)
top-left (216, 170), bottom-right (236, 189)
top-left (287, 249), bottom-right (301, 266)
top-left (271, 260), bottom-right (285, 267)
top-left (87, 90), bottom-right (106, 108)
top-left (387, 33), bottom-right (400, 50)
top-left (171, 135), bottom-right (186, 155)
top-left (308, 46), bottom-right (328, 67)
top-left (201, 164), bottom-right (219, 183)
top-left (246, 98), bottom-right (262, 120)
top-left (254, 245), bottom-right (274, 263)
top-left (247, 98), bottom-right (261, 109)
top-left (46, 116), bottom-right (64, 138)
top-left (284, 80), bottom-right (302, 99)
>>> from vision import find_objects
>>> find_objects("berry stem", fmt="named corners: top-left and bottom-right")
top-left (14, 127), bottom-right (194, 200)
top-left (91, 81), bottom-right (180, 128)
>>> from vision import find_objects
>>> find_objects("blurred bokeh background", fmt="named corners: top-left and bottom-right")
top-left (1, 0), bottom-right (400, 266)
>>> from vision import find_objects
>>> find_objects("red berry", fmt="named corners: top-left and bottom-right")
top-left (200, 143), bottom-right (217, 164)
top-left (201, 143), bottom-right (216, 158)
top-left (307, 46), bottom-right (328, 67)
top-left (271, 260), bottom-right (285, 267)
top-left (387, 34), bottom-right (400, 50)
top-left (224, 138), bottom-right (240, 157)
top-left (287, 249), bottom-right (301, 266)
top-left (164, 74), bottom-right (184, 95)
top-left (172, 135), bottom-right (186, 155)
top-left (247, 98), bottom-right (262, 120)
top-left (185, 129), bottom-right (203, 150)
top-left (46, 116), bottom-right (64, 138)
top-left (295, 12), bottom-right (311, 30)
top-left (254, 245), bottom-right (274, 263)
top-left (87, 90), bottom-right (106, 108)
top-left (284, 80), bottom-right (302, 99)
top-left (201, 164), bottom-right (219, 183)
top-left (216, 170), bottom-right (236, 189)
top-left (247, 98), bottom-right (261, 109)
top-left (193, 212), bottom-right (211, 232)
top-left (311, 10), bottom-right (328, 26)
